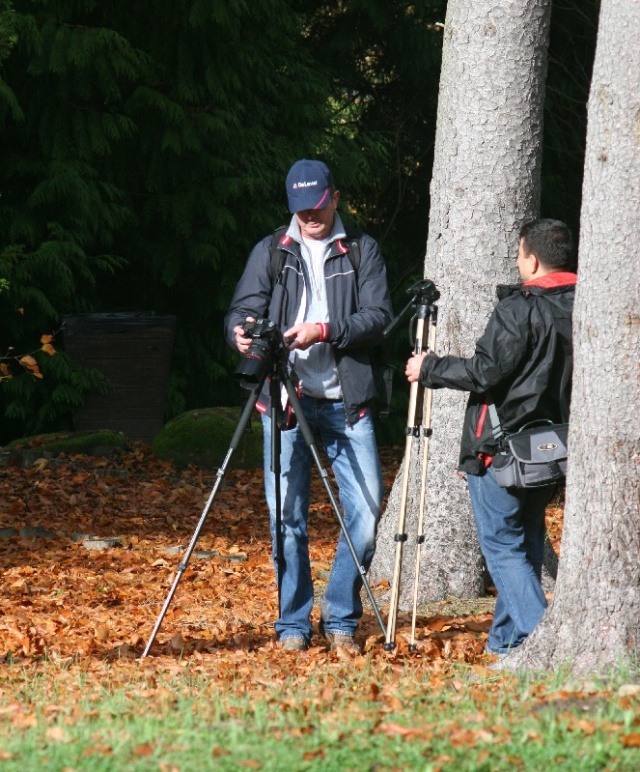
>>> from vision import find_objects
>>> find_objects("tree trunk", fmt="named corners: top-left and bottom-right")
top-left (505, 0), bottom-right (640, 675)
top-left (370, 0), bottom-right (552, 609)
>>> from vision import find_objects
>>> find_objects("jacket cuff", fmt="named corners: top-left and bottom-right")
top-left (315, 322), bottom-right (329, 342)
top-left (419, 352), bottom-right (438, 385)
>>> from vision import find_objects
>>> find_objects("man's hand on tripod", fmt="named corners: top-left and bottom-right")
top-left (283, 322), bottom-right (323, 351)
top-left (405, 351), bottom-right (429, 383)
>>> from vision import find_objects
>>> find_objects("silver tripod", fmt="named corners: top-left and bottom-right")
top-left (381, 280), bottom-right (439, 651)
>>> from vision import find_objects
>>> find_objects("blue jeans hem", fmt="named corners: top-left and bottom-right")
top-left (279, 633), bottom-right (310, 644)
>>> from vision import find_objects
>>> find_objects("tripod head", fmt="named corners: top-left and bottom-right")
top-left (407, 278), bottom-right (440, 305)
top-left (382, 279), bottom-right (440, 340)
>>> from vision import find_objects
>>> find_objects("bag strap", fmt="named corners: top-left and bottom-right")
top-left (488, 401), bottom-right (557, 443)
top-left (269, 226), bottom-right (289, 285)
top-left (343, 229), bottom-right (362, 273)
top-left (487, 399), bottom-right (504, 442)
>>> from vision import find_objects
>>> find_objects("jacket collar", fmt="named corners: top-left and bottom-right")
top-left (284, 213), bottom-right (347, 253)
top-left (496, 271), bottom-right (577, 301)
top-left (522, 271), bottom-right (577, 288)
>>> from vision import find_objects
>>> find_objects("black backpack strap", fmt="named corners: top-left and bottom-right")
top-left (343, 227), bottom-right (362, 274)
top-left (269, 225), bottom-right (288, 286)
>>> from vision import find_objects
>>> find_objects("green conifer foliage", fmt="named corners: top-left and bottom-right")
top-left (0, 0), bottom-right (598, 443)
top-left (0, 0), bottom-right (16, 63)
top-left (0, 0), bottom-right (331, 439)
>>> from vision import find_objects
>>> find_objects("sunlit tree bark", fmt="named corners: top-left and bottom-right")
top-left (370, 0), bottom-right (552, 610)
top-left (506, 0), bottom-right (640, 675)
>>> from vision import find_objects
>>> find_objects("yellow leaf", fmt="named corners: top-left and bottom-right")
top-left (12, 712), bottom-right (37, 728)
top-left (375, 722), bottom-right (423, 738)
top-left (41, 343), bottom-right (56, 356)
top-left (94, 625), bottom-right (109, 642)
top-left (19, 355), bottom-right (43, 377)
top-left (46, 726), bottom-right (70, 743)
top-left (132, 743), bottom-right (154, 757)
top-left (169, 633), bottom-right (185, 652)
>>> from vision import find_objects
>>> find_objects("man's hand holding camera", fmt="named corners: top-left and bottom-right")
top-left (234, 317), bottom-right (321, 353)
top-left (281, 322), bottom-right (322, 351)
top-left (233, 317), bottom-right (256, 354)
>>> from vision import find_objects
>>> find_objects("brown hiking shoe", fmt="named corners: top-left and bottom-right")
top-left (325, 632), bottom-right (361, 654)
top-left (279, 637), bottom-right (308, 652)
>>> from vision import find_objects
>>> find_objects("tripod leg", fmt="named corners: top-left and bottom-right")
top-left (270, 380), bottom-right (285, 619)
top-left (385, 312), bottom-right (428, 651)
top-left (384, 380), bottom-right (422, 649)
top-left (409, 311), bottom-right (437, 651)
top-left (281, 377), bottom-right (388, 639)
top-left (141, 380), bottom-right (263, 659)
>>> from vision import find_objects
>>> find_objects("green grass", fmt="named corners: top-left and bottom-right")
top-left (1, 661), bottom-right (639, 771)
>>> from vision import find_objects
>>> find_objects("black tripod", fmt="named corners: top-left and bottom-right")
top-left (141, 323), bottom-right (387, 658)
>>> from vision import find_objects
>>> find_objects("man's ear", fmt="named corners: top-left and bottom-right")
top-left (529, 252), bottom-right (541, 275)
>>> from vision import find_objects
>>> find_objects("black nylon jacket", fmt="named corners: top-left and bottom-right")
top-left (224, 216), bottom-right (393, 425)
top-left (419, 277), bottom-right (576, 474)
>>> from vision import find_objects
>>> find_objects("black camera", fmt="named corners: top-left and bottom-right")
top-left (234, 319), bottom-right (288, 383)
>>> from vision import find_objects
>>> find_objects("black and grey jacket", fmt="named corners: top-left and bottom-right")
top-left (224, 215), bottom-right (393, 425)
top-left (419, 274), bottom-right (577, 474)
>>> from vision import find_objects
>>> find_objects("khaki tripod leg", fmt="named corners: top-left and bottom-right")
top-left (384, 315), bottom-right (427, 651)
top-left (409, 313), bottom-right (437, 651)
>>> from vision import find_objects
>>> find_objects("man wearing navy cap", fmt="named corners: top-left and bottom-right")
top-left (225, 159), bottom-right (393, 652)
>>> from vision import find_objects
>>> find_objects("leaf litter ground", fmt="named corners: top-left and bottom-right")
top-left (0, 444), bottom-right (505, 668)
top-left (0, 446), bottom-right (601, 720)
top-left (3, 444), bottom-right (640, 772)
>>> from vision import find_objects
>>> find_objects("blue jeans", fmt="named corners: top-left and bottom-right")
top-left (262, 397), bottom-right (382, 642)
top-left (467, 466), bottom-right (553, 655)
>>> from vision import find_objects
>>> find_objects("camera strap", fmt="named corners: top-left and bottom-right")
top-left (276, 370), bottom-right (300, 431)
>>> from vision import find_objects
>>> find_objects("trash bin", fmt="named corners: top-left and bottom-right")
top-left (62, 313), bottom-right (177, 443)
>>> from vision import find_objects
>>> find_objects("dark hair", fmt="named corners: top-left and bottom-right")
top-left (519, 219), bottom-right (576, 270)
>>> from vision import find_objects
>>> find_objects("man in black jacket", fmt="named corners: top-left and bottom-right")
top-left (225, 159), bottom-right (393, 653)
top-left (405, 219), bottom-right (577, 656)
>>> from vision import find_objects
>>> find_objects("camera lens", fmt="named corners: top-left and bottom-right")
top-left (233, 338), bottom-right (272, 382)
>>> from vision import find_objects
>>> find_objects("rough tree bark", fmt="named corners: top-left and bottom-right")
top-left (370, 0), bottom-right (552, 609)
top-left (505, 0), bottom-right (640, 675)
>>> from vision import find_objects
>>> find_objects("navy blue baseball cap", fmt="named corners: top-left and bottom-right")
top-left (285, 159), bottom-right (334, 213)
